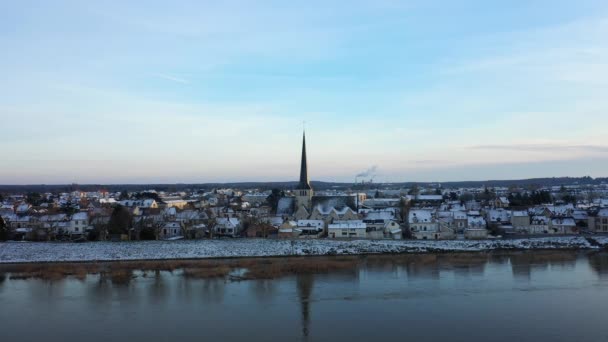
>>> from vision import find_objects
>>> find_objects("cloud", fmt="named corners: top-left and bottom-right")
top-left (154, 73), bottom-right (190, 84)
top-left (470, 144), bottom-right (608, 153)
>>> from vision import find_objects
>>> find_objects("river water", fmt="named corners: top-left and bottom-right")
top-left (1, 251), bottom-right (608, 342)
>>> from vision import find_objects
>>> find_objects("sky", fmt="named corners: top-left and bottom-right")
top-left (1, 0), bottom-right (608, 184)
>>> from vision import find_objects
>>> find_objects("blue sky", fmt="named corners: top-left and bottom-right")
top-left (1, 0), bottom-right (608, 184)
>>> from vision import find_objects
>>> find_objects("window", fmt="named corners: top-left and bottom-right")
top-left (75, 227), bottom-right (79, 232)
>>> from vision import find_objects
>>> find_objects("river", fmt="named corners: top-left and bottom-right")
top-left (1, 251), bottom-right (608, 342)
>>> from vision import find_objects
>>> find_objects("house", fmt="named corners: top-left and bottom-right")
top-left (528, 216), bottom-right (550, 234)
top-left (486, 209), bottom-right (511, 226)
top-left (415, 195), bottom-right (444, 203)
top-left (589, 209), bottom-right (608, 233)
top-left (245, 222), bottom-right (278, 238)
top-left (242, 193), bottom-right (270, 206)
top-left (362, 198), bottom-right (401, 209)
top-left (409, 209), bottom-right (441, 240)
top-left (0, 204), bottom-right (14, 215)
top-left (186, 224), bottom-right (207, 239)
top-left (494, 197), bottom-right (510, 208)
top-left (160, 222), bottom-right (183, 239)
top-left (68, 212), bottom-right (89, 235)
top-left (465, 215), bottom-right (488, 239)
top-left (360, 208), bottom-right (400, 239)
top-left (327, 221), bottom-right (366, 239)
top-left (452, 211), bottom-right (468, 232)
top-left (511, 211), bottom-right (530, 232)
top-left (119, 199), bottom-right (158, 209)
top-left (16, 203), bottom-right (32, 215)
top-left (550, 217), bottom-right (577, 234)
top-left (278, 220), bottom-right (297, 238)
top-left (295, 220), bottom-right (325, 237)
top-left (572, 210), bottom-right (588, 226)
top-left (383, 221), bottom-right (402, 239)
top-left (214, 217), bottom-right (242, 237)
top-left (162, 199), bottom-right (189, 210)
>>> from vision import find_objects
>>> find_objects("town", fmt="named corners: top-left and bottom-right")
top-left (1, 133), bottom-right (607, 243)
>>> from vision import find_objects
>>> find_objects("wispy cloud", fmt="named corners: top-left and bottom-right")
top-left (153, 73), bottom-right (190, 84)
top-left (470, 144), bottom-right (608, 153)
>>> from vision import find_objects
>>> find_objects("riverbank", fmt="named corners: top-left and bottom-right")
top-left (1, 236), bottom-right (607, 264)
top-left (0, 250), bottom-right (597, 283)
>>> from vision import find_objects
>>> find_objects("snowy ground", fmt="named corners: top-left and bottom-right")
top-left (0, 236), bottom-right (600, 263)
top-left (589, 236), bottom-right (608, 248)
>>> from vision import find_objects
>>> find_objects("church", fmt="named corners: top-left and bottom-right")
top-left (276, 131), bottom-right (359, 223)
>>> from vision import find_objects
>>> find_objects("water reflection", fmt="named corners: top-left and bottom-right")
top-left (296, 274), bottom-right (314, 339)
top-left (2, 251), bottom-right (608, 342)
top-left (510, 252), bottom-right (578, 281)
top-left (588, 252), bottom-right (608, 279)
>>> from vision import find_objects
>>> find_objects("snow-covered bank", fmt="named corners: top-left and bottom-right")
top-left (0, 237), bottom-right (600, 263)
top-left (589, 236), bottom-right (608, 248)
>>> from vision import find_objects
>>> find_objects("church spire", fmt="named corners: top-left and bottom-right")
top-left (298, 130), bottom-right (312, 190)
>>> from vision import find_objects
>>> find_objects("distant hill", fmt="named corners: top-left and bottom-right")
top-left (0, 176), bottom-right (606, 194)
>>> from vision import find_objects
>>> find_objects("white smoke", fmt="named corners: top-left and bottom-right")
top-left (356, 165), bottom-right (378, 178)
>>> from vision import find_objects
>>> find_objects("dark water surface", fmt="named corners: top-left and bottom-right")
top-left (2, 251), bottom-right (608, 342)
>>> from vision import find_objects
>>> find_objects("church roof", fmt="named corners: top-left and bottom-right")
top-left (277, 197), bottom-right (295, 215)
top-left (298, 131), bottom-right (312, 190)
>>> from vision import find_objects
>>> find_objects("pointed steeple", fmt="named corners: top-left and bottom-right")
top-left (298, 131), bottom-right (312, 190)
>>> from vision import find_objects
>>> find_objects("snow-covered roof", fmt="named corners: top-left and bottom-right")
top-left (416, 195), bottom-right (443, 201)
top-left (487, 209), bottom-right (511, 223)
top-left (296, 220), bottom-right (324, 228)
top-left (277, 197), bottom-right (295, 215)
top-left (266, 216), bottom-right (285, 227)
top-left (467, 216), bottom-right (486, 228)
top-left (39, 214), bottom-right (67, 222)
top-left (163, 222), bottom-right (181, 229)
top-left (512, 211), bottom-right (529, 217)
top-left (409, 209), bottom-right (434, 223)
top-left (546, 204), bottom-right (574, 215)
top-left (72, 212), bottom-right (88, 220)
top-left (16, 203), bottom-right (31, 213)
top-left (452, 211), bottom-right (467, 220)
top-left (363, 210), bottom-right (396, 221)
top-left (531, 216), bottom-right (549, 225)
top-left (572, 210), bottom-right (588, 220)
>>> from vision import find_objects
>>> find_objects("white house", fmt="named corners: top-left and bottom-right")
top-left (511, 211), bottom-right (530, 232)
top-left (550, 217), bottom-right (577, 234)
top-left (528, 216), bottom-right (550, 234)
top-left (68, 212), bottom-right (89, 235)
top-left (409, 209), bottom-right (441, 240)
top-left (465, 215), bottom-right (488, 239)
top-left (383, 220), bottom-right (402, 239)
top-left (214, 217), bottom-right (242, 237)
top-left (160, 221), bottom-right (183, 239)
top-left (327, 221), bottom-right (366, 239)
